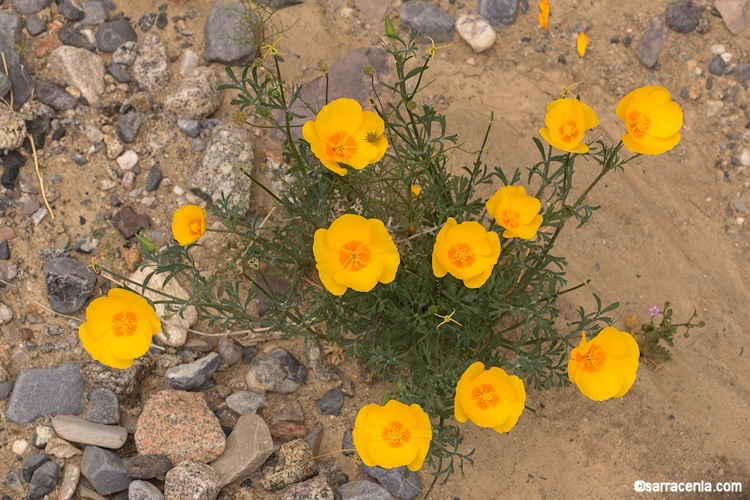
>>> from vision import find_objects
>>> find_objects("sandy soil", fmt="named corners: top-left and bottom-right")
top-left (1, 0), bottom-right (750, 498)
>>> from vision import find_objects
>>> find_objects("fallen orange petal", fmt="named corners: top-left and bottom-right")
top-left (538, 0), bottom-right (549, 30)
top-left (577, 31), bottom-right (589, 58)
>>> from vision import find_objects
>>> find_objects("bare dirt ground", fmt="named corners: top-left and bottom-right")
top-left (2, 0), bottom-right (750, 498)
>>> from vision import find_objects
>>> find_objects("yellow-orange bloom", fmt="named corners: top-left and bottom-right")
top-left (454, 361), bottom-right (526, 434)
top-left (172, 204), bottom-right (207, 246)
top-left (313, 214), bottom-right (400, 296)
top-left (615, 86), bottom-right (683, 155)
top-left (352, 399), bottom-right (432, 471)
top-left (538, 0), bottom-right (549, 30)
top-left (432, 217), bottom-right (501, 289)
top-left (486, 186), bottom-right (543, 240)
top-left (410, 184), bottom-right (421, 197)
top-left (539, 97), bottom-right (598, 154)
top-left (302, 98), bottom-right (388, 176)
top-left (567, 328), bottom-right (640, 401)
top-left (577, 31), bottom-right (589, 57)
top-left (79, 288), bottom-right (161, 369)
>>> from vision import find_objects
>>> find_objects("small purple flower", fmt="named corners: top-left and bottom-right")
top-left (647, 304), bottom-right (662, 318)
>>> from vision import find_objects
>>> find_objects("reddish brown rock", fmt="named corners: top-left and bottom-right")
top-left (270, 422), bottom-right (307, 443)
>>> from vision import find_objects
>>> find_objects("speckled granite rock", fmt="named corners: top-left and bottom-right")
top-left (80, 357), bottom-right (154, 398)
top-left (164, 461), bottom-right (221, 500)
top-left (135, 390), bottom-right (226, 464)
top-left (258, 439), bottom-right (317, 491)
top-left (280, 475), bottom-right (334, 499)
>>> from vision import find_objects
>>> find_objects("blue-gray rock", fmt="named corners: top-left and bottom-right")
top-left (337, 480), bottom-right (394, 500)
top-left (314, 386), bottom-right (344, 416)
top-left (226, 390), bottom-right (266, 415)
top-left (342, 429), bottom-right (355, 456)
top-left (478, 0), bottom-right (518, 28)
top-left (164, 462), bottom-right (221, 499)
top-left (177, 118), bottom-right (200, 137)
top-left (0, 73), bottom-right (10, 97)
top-left (108, 62), bottom-right (131, 83)
top-left (156, 11), bottom-right (167, 29)
top-left (400, 0), bottom-right (454, 43)
top-left (165, 352), bottom-right (222, 391)
top-left (10, 0), bottom-right (50, 14)
top-left (360, 465), bottom-right (422, 500)
top-left (22, 453), bottom-right (50, 482)
top-left (2, 469), bottom-right (22, 492)
top-left (637, 15), bottom-right (669, 69)
top-left (57, 0), bottom-right (85, 21)
top-left (124, 454), bottom-right (172, 479)
top-left (58, 24), bottom-right (89, 47)
top-left (137, 12), bottom-right (156, 32)
top-left (0, 380), bottom-right (13, 399)
top-left (0, 240), bottom-right (9, 260)
top-left (708, 54), bottom-right (726, 76)
top-left (735, 63), bottom-right (750, 83)
top-left (25, 14), bottom-right (46, 36)
top-left (203, 2), bottom-right (254, 65)
top-left (244, 348), bottom-right (307, 394)
top-left (128, 480), bottom-right (164, 500)
top-left (72, 153), bottom-right (88, 165)
top-left (85, 387), bottom-right (120, 424)
top-left (665, 0), bottom-right (703, 33)
top-left (35, 80), bottom-right (77, 111)
top-left (27, 460), bottom-right (59, 500)
top-left (6, 363), bottom-right (85, 424)
top-left (96, 19), bottom-right (137, 52)
top-left (81, 446), bottom-right (132, 495)
top-left (112, 206), bottom-right (150, 238)
top-left (257, 0), bottom-right (302, 8)
top-left (117, 111), bottom-right (146, 143)
top-left (0, 11), bottom-right (34, 110)
top-left (145, 165), bottom-right (162, 191)
top-left (217, 338), bottom-right (242, 365)
top-left (41, 257), bottom-right (96, 314)
top-left (81, 1), bottom-right (107, 25)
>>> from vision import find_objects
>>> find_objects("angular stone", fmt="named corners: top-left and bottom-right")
top-left (218, 338), bottom-right (243, 365)
top-left (58, 0), bottom-right (84, 21)
top-left (637, 15), bottom-right (670, 68)
top-left (22, 453), bottom-right (50, 482)
top-left (27, 460), bottom-right (60, 500)
top-left (303, 423), bottom-right (323, 456)
top-left (177, 118), bottom-right (200, 137)
top-left (112, 206), bottom-right (150, 238)
top-left (59, 463), bottom-right (81, 500)
top-left (80, 357), bottom-right (153, 398)
top-left (400, 0), bottom-right (454, 43)
top-left (129, 480), bottom-right (165, 500)
top-left (715, 0), bottom-right (749, 34)
top-left (165, 352), bottom-right (221, 391)
top-left (48, 45), bottom-right (105, 105)
top-left (96, 19), bottom-right (137, 52)
top-left (709, 54), bottom-right (727, 75)
top-left (245, 348), bottom-right (307, 394)
top-left (337, 480), bottom-right (394, 499)
top-left (355, 0), bottom-right (389, 25)
top-left (361, 465), bottom-right (423, 500)
top-left (314, 386), bottom-right (344, 416)
top-left (203, 2), bottom-right (254, 65)
top-left (108, 62), bottom-right (131, 83)
top-left (82, 1), bottom-right (107, 26)
top-left (52, 415), bottom-right (128, 449)
top-left (165, 67), bottom-right (222, 120)
top-left (259, 439), bottom-right (317, 491)
top-left (135, 390), bottom-right (226, 464)
top-left (10, 0), bottom-right (50, 14)
top-left (124, 454), bottom-right (173, 479)
top-left (36, 79), bottom-right (77, 111)
top-left (132, 33), bottom-right (170, 92)
top-left (0, 301), bottom-right (13, 324)
top-left (665, 0), bottom-right (704, 33)
top-left (164, 461), bottom-right (221, 500)
top-left (81, 445), bottom-right (132, 495)
top-left (209, 413), bottom-right (273, 486)
top-left (6, 363), bottom-right (85, 424)
top-left (58, 24), bottom-right (89, 48)
top-left (270, 422), bottom-right (307, 443)
top-left (280, 475), bottom-right (333, 500)
top-left (478, 0), bottom-right (518, 28)
top-left (85, 387), bottom-right (120, 424)
top-left (226, 390), bottom-right (265, 415)
top-left (117, 111), bottom-right (146, 143)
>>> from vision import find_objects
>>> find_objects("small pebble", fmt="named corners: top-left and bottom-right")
top-left (12, 439), bottom-right (29, 456)
top-left (117, 150), bottom-right (139, 170)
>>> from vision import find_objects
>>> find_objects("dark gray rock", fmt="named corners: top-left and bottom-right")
top-left (137, 12), bottom-right (156, 31)
top-left (156, 11), bottom-right (167, 29)
top-left (112, 206), bottom-right (150, 238)
top-left (303, 422), bottom-right (323, 456)
top-left (72, 153), bottom-right (88, 165)
top-left (203, 2), bottom-right (254, 65)
top-left (257, 0), bottom-right (302, 8)
top-left (165, 352), bottom-right (222, 391)
top-left (128, 480), bottom-right (164, 500)
top-left (22, 453), bottom-right (50, 482)
top-left (57, 24), bottom-right (90, 48)
top-left (0, 240), bottom-right (9, 259)
top-left (0, 380), bottom-right (13, 399)
top-left (42, 257), bottom-right (96, 314)
top-left (400, 0), bottom-right (454, 43)
top-left (709, 54), bottom-right (726, 75)
top-left (217, 338), bottom-right (242, 365)
top-left (665, 0), bottom-right (703, 33)
top-left (81, 1), bottom-right (107, 25)
top-left (57, 0), bottom-right (84, 21)
top-left (124, 454), bottom-right (172, 479)
top-left (10, 0), bottom-right (50, 14)
top-left (27, 460), bottom-right (59, 500)
top-left (96, 19), bottom-right (137, 52)
top-left (81, 446), bottom-right (132, 495)
top-left (117, 111), bottom-right (146, 143)
top-left (342, 429), bottom-right (355, 456)
top-left (314, 386), bottom-right (344, 416)
top-left (36, 80), bottom-right (77, 111)
top-left (164, 462), bottom-right (221, 499)
top-left (177, 118), bottom-right (200, 137)
top-left (735, 63), bottom-right (750, 83)
top-left (2, 469), bottom-right (22, 492)
top-left (0, 11), bottom-right (34, 110)
top-left (244, 348), bottom-right (308, 394)
top-left (145, 165), bottom-right (162, 191)
top-left (637, 15), bottom-right (669, 69)
top-left (337, 480), bottom-right (394, 500)
top-left (85, 387), bottom-right (120, 424)
top-left (0, 73), bottom-right (10, 97)
top-left (478, 0), bottom-right (518, 28)
top-left (25, 14), bottom-right (46, 36)
top-left (360, 465), bottom-right (422, 500)
top-left (108, 62), bottom-right (131, 83)
top-left (225, 390), bottom-right (266, 415)
top-left (6, 363), bottom-right (85, 424)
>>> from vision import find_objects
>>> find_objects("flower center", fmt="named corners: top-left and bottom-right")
top-left (112, 311), bottom-right (138, 337)
top-left (471, 383), bottom-right (500, 409)
top-left (381, 420), bottom-right (411, 448)
top-left (627, 111), bottom-right (651, 139)
top-left (325, 132), bottom-right (359, 161)
top-left (448, 243), bottom-right (475, 268)
top-left (189, 220), bottom-right (201, 234)
top-left (364, 131), bottom-right (380, 144)
top-left (500, 209), bottom-right (521, 230)
top-left (558, 120), bottom-right (580, 143)
top-left (339, 241), bottom-right (371, 271)
top-left (576, 344), bottom-right (607, 373)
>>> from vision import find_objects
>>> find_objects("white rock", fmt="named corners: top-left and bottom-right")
top-left (710, 44), bottom-right (726, 54)
top-left (128, 266), bottom-right (197, 347)
top-left (740, 148), bottom-right (750, 166)
top-left (455, 14), bottom-right (497, 53)
top-left (721, 52), bottom-right (733, 64)
top-left (180, 49), bottom-right (200, 76)
top-left (51, 415), bottom-right (127, 449)
top-left (100, 180), bottom-right (116, 191)
top-left (59, 463), bottom-right (81, 500)
top-left (705, 100), bottom-right (723, 117)
top-left (173, 186), bottom-right (185, 196)
top-left (0, 302), bottom-right (13, 325)
top-left (12, 439), bottom-right (28, 456)
top-left (116, 150), bottom-right (139, 171)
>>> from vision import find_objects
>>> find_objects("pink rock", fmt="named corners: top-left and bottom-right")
top-left (715, 0), bottom-right (749, 34)
top-left (135, 390), bottom-right (226, 464)
top-left (0, 226), bottom-right (16, 240)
